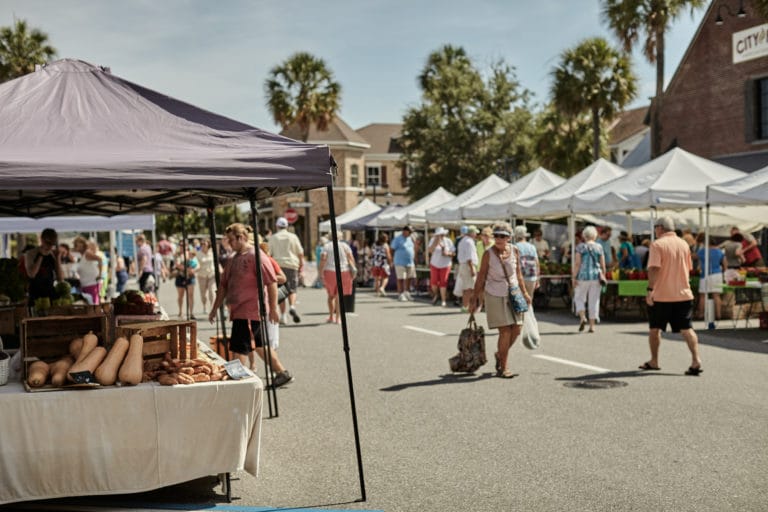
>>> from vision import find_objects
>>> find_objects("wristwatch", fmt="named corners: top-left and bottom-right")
top-left (647, 287), bottom-right (653, 292)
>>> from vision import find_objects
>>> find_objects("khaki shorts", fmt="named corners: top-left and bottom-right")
top-left (484, 292), bottom-right (523, 329)
top-left (395, 265), bottom-right (416, 279)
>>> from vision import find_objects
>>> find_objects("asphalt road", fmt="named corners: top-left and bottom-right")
top-left (13, 279), bottom-right (768, 511)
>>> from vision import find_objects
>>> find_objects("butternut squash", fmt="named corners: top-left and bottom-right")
top-left (118, 334), bottom-right (144, 386)
top-left (94, 337), bottom-right (129, 386)
top-left (68, 337), bottom-right (83, 358)
top-left (27, 360), bottom-right (50, 387)
top-left (67, 346), bottom-right (107, 382)
top-left (49, 355), bottom-right (75, 386)
top-left (78, 331), bottom-right (98, 360)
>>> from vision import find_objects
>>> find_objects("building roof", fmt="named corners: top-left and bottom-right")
top-left (356, 123), bottom-right (403, 154)
top-left (281, 116), bottom-right (369, 147)
top-left (608, 106), bottom-right (649, 145)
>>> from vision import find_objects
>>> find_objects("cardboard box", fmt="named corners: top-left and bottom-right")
top-left (115, 320), bottom-right (197, 360)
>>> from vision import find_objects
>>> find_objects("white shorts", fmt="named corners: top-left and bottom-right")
top-left (698, 273), bottom-right (724, 294)
top-left (457, 263), bottom-right (476, 291)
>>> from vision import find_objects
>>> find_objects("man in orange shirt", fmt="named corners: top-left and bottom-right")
top-left (640, 216), bottom-right (703, 376)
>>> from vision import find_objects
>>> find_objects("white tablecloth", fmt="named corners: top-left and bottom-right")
top-left (0, 375), bottom-right (263, 505)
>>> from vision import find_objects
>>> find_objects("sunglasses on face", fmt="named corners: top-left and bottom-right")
top-left (493, 234), bottom-right (509, 239)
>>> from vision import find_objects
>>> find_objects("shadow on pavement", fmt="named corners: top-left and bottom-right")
top-left (380, 372), bottom-right (495, 391)
top-left (555, 369), bottom-right (684, 381)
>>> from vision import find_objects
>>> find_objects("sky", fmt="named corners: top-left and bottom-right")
top-left (3, 0), bottom-right (707, 133)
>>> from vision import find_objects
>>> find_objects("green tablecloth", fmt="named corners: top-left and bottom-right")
top-left (616, 280), bottom-right (648, 297)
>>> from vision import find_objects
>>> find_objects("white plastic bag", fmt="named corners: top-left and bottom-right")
top-left (265, 321), bottom-right (279, 349)
top-left (521, 306), bottom-right (540, 350)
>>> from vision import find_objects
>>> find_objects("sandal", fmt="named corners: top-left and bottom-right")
top-left (638, 362), bottom-right (661, 371)
top-left (497, 369), bottom-right (519, 379)
top-left (684, 366), bottom-right (703, 376)
top-left (325, 316), bottom-right (335, 323)
top-left (578, 319), bottom-right (586, 332)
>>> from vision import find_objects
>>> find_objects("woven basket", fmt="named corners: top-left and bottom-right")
top-left (0, 337), bottom-right (9, 386)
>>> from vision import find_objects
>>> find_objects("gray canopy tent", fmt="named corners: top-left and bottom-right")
top-left (0, 59), bottom-right (365, 500)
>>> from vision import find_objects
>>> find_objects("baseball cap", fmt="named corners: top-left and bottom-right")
top-left (467, 225), bottom-right (479, 234)
top-left (435, 227), bottom-right (448, 236)
top-left (276, 217), bottom-right (288, 228)
top-left (460, 225), bottom-right (469, 235)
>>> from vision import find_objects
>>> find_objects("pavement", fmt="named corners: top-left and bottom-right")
top-left (7, 278), bottom-right (768, 512)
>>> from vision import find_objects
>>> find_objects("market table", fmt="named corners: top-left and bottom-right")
top-left (533, 275), bottom-right (571, 309)
top-left (0, 374), bottom-right (263, 505)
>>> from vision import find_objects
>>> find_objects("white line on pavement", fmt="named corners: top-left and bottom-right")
top-left (532, 354), bottom-right (612, 373)
top-left (403, 325), bottom-right (446, 337)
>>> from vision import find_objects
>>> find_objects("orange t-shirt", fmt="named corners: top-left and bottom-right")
top-left (647, 232), bottom-right (694, 302)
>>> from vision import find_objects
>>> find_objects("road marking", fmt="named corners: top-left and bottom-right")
top-left (403, 325), bottom-right (446, 337)
top-left (532, 354), bottom-right (612, 373)
top-left (346, 313), bottom-right (359, 317)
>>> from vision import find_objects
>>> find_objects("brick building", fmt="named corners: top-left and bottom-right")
top-left (657, 0), bottom-right (768, 170)
top-left (261, 119), bottom-right (408, 259)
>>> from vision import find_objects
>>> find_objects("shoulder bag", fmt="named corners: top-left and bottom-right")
top-left (494, 245), bottom-right (528, 313)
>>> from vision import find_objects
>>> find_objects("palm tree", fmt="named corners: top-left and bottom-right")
top-left (264, 52), bottom-right (341, 142)
top-left (0, 19), bottom-right (57, 83)
top-left (551, 37), bottom-right (637, 160)
top-left (601, 0), bottom-right (706, 156)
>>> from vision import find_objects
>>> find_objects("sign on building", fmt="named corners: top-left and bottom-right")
top-left (733, 23), bottom-right (768, 64)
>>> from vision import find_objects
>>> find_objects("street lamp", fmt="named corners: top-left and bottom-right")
top-left (368, 178), bottom-right (378, 203)
top-left (715, 0), bottom-right (746, 25)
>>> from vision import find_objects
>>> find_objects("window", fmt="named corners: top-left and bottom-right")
top-left (758, 78), bottom-right (768, 140)
top-left (350, 164), bottom-right (359, 187)
top-left (366, 164), bottom-right (381, 186)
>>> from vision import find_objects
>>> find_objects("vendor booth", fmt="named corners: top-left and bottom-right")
top-left (0, 59), bottom-right (365, 505)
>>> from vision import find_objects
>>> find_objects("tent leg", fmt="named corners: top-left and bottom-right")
top-left (326, 185), bottom-right (367, 502)
top-left (207, 203), bottom-right (230, 361)
top-left (180, 209), bottom-right (190, 320)
top-left (247, 192), bottom-right (278, 419)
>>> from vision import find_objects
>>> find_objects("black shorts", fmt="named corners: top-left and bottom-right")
top-left (283, 268), bottom-right (299, 294)
top-left (229, 319), bottom-right (263, 354)
top-left (647, 300), bottom-right (693, 333)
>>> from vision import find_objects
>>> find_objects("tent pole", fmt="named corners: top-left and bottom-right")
top-left (108, 230), bottom-right (116, 300)
top-left (704, 202), bottom-right (714, 329)
top-left (179, 209), bottom-right (190, 320)
top-left (207, 202), bottom-right (230, 362)
top-left (326, 184), bottom-right (367, 502)
top-left (650, 207), bottom-right (656, 242)
top-left (248, 191), bottom-right (278, 418)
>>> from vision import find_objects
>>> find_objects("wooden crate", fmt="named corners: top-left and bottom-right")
top-left (21, 314), bottom-right (108, 387)
top-left (115, 320), bottom-right (197, 360)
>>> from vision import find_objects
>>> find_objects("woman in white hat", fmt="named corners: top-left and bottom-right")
top-left (428, 227), bottom-right (455, 306)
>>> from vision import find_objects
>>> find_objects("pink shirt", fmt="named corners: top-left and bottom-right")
top-left (221, 247), bottom-right (277, 321)
top-left (485, 245), bottom-right (520, 297)
top-left (647, 232), bottom-right (694, 302)
top-left (138, 244), bottom-right (153, 272)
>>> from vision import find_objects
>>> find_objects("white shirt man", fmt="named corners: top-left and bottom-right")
top-left (457, 226), bottom-right (479, 311)
top-left (268, 217), bottom-right (304, 324)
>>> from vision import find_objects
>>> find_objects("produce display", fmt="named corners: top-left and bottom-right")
top-left (24, 326), bottom-right (228, 390)
top-left (113, 290), bottom-right (157, 315)
top-left (143, 353), bottom-right (228, 385)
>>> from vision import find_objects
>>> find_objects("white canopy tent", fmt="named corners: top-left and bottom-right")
top-left (368, 187), bottom-right (455, 228)
top-left (707, 165), bottom-right (768, 206)
top-left (424, 174), bottom-right (509, 225)
top-left (511, 159), bottom-right (627, 218)
top-left (319, 198), bottom-right (381, 232)
top-left (461, 167), bottom-right (566, 220)
top-left (570, 148), bottom-right (746, 215)
top-left (0, 215), bottom-right (155, 234)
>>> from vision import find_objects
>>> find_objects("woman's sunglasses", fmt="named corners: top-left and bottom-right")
top-left (493, 233), bottom-right (510, 239)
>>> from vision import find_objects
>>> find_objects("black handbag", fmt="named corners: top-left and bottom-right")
top-left (494, 246), bottom-right (528, 313)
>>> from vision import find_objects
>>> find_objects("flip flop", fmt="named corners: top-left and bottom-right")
top-left (684, 366), bottom-right (703, 376)
top-left (638, 362), bottom-right (661, 371)
top-left (497, 369), bottom-right (519, 379)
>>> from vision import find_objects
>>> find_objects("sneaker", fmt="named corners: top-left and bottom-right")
top-left (272, 371), bottom-right (294, 388)
top-left (379, 286), bottom-right (387, 295)
top-left (405, 291), bottom-right (413, 301)
top-left (441, 301), bottom-right (447, 307)
top-left (280, 313), bottom-right (288, 326)
top-left (398, 293), bottom-right (408, 302)
top-left (289, 308), bottom-right (301, 323)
